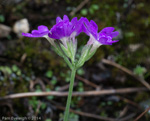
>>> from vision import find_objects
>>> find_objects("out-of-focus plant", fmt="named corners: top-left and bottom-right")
top-left (59, 112), bottom-right (79, 121)
top-left (0, 65), bottom-right (22, 80)
top-left (77, 68), bottom-right (85, 76)
top-left (81, 4), bottom-right (99, 16)
top-left (0, 14), bottom-right (5, 22)
top-left (45, 119), bottom-right (52, 121)
top-left (22, 15), bottom-right (119, 121)
top-left (133, 65), bottom-right (147, 77)
top-left (45, 70), bottom-right (53, 78)
top-left (29, 97), bottom-right (46, 113)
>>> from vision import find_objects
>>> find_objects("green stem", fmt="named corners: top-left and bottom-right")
top-left (63, 68), bottom-right (76, 121)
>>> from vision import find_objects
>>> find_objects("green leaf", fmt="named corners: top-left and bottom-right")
top-left (89, 8), bottom-right (94, 14)
top-left (51, 79), bottom-right (57, 85)
top-left (68, 112), bottom-right (79, 121)
top-left (45, 119), bottom-right (52, 121)
top-left (45, 70), bottom-right (53, 78)
top-left (107, 101), bottom-right (113, 105)
top-left (100, 111), bottom-right (108, 117)
top-left (91, 4), bottom-right (99, 10)
top-left (5, 67), bottom-right (12, 74)
top-left (47, 95), bottom-right (54, 100)
top-left (78, 87), bottom-right (84, 92)
top-left (0, 15), bottom-right (5, 22)
top-left (81, 9), bottom-right (88, 16)
top-left (16, 70), bottom-right (21, 76)
top-left (77, 68), bottom-right (85, 75)
top-left (125, 32), bottom-right (135, 37)
top-left (41, 102), bottom-right (46, 110)
top-left (12, 65), bottom-right (18, 72)
top-left (133, 65), bottom-right (147, 77)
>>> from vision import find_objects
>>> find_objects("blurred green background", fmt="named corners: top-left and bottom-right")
top-left (0, 0), bottom-right (150, 121)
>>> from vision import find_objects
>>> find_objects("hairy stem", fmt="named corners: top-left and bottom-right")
top-left (63, 68), bottom-right (76, 121)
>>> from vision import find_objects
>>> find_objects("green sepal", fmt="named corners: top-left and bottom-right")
top-left (52, 44), bottom-right (63, 57)
top-left (60, 43), bottom-right (71, 58)
top-left (67, 41), bottom-right (73, 58)
top-left (52, 42), bottom-right (72, 69)
top-left (85, 48), bottom-right (97, 62)
top-left (76, 45), bottom-right (98, 68)
top-left (76, 45), bottom-right (91, 68)
top-left (67, 41), bottom-right (77, 63)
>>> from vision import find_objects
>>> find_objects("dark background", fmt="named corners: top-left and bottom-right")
top-left (0, 0), bottom-right (150, 121)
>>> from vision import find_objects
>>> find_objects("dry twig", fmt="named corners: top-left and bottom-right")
top-left (55, 104), bottom-right (115, 121)
top-left (134, 106), bottom-right (150, 121)
top-left (76, 75), bottom-right (99, 88)
top-left (102, 59), bottom-right (150, 90)
top-left (51, 101), bottom-right (135, 121)
top-left (118, 96), bottom-right (141, 108)
top-left (57, 82), bottom-right (78, 91)
top-left (0, 87), bottom-right (148, 100)
top-left (70, 0), bottom-right (89, 16)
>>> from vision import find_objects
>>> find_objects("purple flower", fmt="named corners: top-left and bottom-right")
top-left (83, 18), bottom-right (119, 45)
top-left (22, 25), bottom-right (49, 38)
top-left (48, 15), bottom-right (84, 39)
top-left (98, 27), bottom-right (119, 45)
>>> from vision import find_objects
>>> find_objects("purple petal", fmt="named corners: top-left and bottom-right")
top-left (90, 20), bottom-right (98, 32)
top-left (49, 21), bottom-right (68, 39)
top-left (22, 25), bottom-right (49, 38)
top-left (100, 27), bottom-right (115, 34)
top-left (56, 17), bottom-right (62, 24)
top-left (76, 24), bottom-right (85, 36)
top-left (22, 33), bottom-right (39, 38)
top-left (83, 18), bottom-right (99, 39)
top-left (106, 40), bottom-right (119, 45)
top-left (48, 31), bottom-right (59, 39)
top-left (98, 37), bottom-right (108, 44)
top-left (31, 30), bottom-right (40, 34)
top-left (84, 18), bottom-right (90, 28)
top-left (71, 17), bottom-right (77, 25)
top-left (98, 36), bottom-right (119, 45)
top-left (109, 40), bottom-right (119, 43)
top-left (63, 15), bottom-right (69, 21)
top-left (109, 31), bottom-right (119, 38)
top-left (75, 17), bottom-right (85, 35)
top-left (63, 22), bottom-right (69, 36)
top-left (56, 27), bottom-right (64, 38)
top-left (83, 18), bottom-right (91, 36)
top-left (38, 25), bottom-right (49, 32)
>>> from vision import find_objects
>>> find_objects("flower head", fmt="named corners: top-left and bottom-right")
top-left (48, 15), bottom-right (84, 39)
top-left (22, 25), bottom-right (49, 38)
top-left (83, 18), bottom-right (119, 46)
top-left (98, 27), bottom-right (119, 45)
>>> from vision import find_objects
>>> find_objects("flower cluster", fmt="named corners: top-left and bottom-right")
top-left (22, 15), bottom-right (119, 121)
top-left (22, 15), bottom-right (119, 68)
